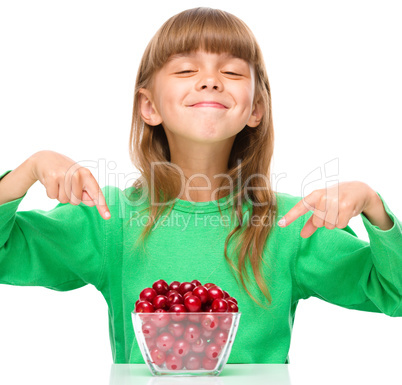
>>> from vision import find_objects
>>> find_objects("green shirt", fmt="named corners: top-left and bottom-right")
top-left (0, 169), bottom-right (401, 364)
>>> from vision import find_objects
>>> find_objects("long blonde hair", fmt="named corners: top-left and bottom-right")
top-left (128, 7), bottom-right (277, 309)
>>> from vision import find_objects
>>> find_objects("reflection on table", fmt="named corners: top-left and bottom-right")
top-left (109, 364), bottom-right (291, 385)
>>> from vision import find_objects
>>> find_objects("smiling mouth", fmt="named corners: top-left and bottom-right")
top-left (190, 102), bottom-right (228, 109)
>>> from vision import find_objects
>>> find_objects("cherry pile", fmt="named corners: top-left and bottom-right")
top-left (134, 279), bottom-right (239, 370)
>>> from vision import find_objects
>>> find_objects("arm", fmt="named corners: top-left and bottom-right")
top-left (294, 192), bottom-right (402, 317)
top-left (0, 156), bottom-right (37, 205)
top-left (362, 188), bottom-right (394, 231)
top-left (0, 171), bottom-right (109, 291)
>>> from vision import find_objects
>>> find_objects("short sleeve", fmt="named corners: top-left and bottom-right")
top-left (0, 171), bottom-right (107, 291)
top-left (295, 192), bottom-right (402, 317)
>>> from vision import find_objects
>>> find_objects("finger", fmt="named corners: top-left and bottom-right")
top-left (278, 193), bottom-right (317, 227)
top-left (83, 177), bottom-right (111, 220)
top-left (76, 170), bottom-right (96, 206)
top-left (65, 165), bottom-right (84, 204)
top-left (300, 215), bottom-right (318, 238)
top-left (70, 173), bottom-right (83, 206)
top-left (311, 198), bottom-right (327, 228)
top-left (57, 181), bottom-right (70, 204)
top-left (336, 211), bottom-right (352, 229)
top-left (63, 169), bottom-right (72, 203)
top-left (324, 199), bottom-right (339, 229)
top-left (46, 180), bottom-right (60, 201)
top-left (81, 191), bottom-right (96, 207)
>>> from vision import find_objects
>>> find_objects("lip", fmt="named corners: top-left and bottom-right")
top-left (189, 101), bottom-right (228, 109)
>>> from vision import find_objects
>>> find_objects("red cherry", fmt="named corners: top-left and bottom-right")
top-left (145, 337), bottom-right (156, 350)
top-left (165, 353), bottom-right (183, 370)
top-left (168, 304), bottom-right (187, 321)
top-left (178, 282), bottom-right (196, 296)
top-left (135, 300), bottom-right (154, 313)
top-left (219, 315), bottom-right (233, 331)
top-left (227, 299), bottom-right (239, 312)
top-left (169, 303), bottom-right (186, 312)
top-left (166, 289), bottom-right (179, 296)
top-left (142, 321), bottom-right (157, 338)
top-left (152, 295), bottom-right (168, 310)
top-left (156, 332), bottom-right (175, 352)
top-left (207, 285), bottom-right (224, 302)
top-left (211, 298), bottom-right (228, 312)
top-left (226, 296), bottom-right (238, 304)
top-left (152, 279), bottom-right (169, 295)
top-left (201, 328), bottom-right (214, 339)
top-left (184, 323), bottom-right (201, 343)
top-left (191, 279), bottom-right (202, 287)
top-left (205, 342), bottom-right (221, 360)
top-left (188, 313), bottom-right (202, 322)
top-left (183, 291), bottom-right (193, 300)
top-left (150, 309), bottom-right (170, 328)
top-left (213, 330), bottom-right (228, 347)
top-left (191, 337), bottom-right (207, 353)
top-left (166, 291), bottom-right (183, 307)
top-left (149, 347), bottom-right (166, 366)
top-left (204, 283), bottom-right (216, 289)
top-left (184, 295), bottom-right (202, 312)
top-left (202, 356), bottom-right (218, 370)
top-left (168, 322), bottom-right (185, 338)
top-left (172, 338), bottom-right (191, 357)
top-left (140, 287), bottom-right (157, 302)
top-left (223, 290), bottom-right (230, 298)
top-left (201, 314), bottom-right (219, 331)
top-left (184, 353), bottom-right (202, 369)
top-left (192, 286), bottom-right (209, 304)
top-left (169, 281), bottom-right (181, 291)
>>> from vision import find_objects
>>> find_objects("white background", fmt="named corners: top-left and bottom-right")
top-left (0, 0), bottom-right (401, 383)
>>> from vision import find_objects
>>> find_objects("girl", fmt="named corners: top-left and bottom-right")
top-left (0, 7), bottom-right (401, 365)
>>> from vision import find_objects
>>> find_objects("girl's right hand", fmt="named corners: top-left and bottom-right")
top-left (30, 150), bottom-right (111, 220)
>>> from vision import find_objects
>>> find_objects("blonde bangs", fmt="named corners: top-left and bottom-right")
top-left (147, 8), bottom-right (260, 71)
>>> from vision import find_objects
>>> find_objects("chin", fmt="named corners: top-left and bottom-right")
top-left (195, 120), bottom-right (235, 136)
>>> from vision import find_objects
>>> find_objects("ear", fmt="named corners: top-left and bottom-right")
top-left (246, 97), bottom-right (264, 127)
top-left (138, 88), bottom-right (163, 126)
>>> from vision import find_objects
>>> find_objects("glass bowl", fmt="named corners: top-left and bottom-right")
top-left (132, 311), bottom-right (241, 376)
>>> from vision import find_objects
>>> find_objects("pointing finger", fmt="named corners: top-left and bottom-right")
top-left (82, 191), bottom-right (96, 207)
top-left (83, 179), bottom-right (110, 220)
top-left (278, 194), bottom-right (317, 227)
top-left (300, 215), bottom-right (319, 238)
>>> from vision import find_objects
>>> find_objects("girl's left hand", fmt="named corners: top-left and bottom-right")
top-left (278, 181), bottom-right (376, 238)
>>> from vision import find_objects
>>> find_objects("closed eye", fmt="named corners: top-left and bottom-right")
top-left (175, 70), bottom-right (241, 76)
top-left (224, 72), bottom-right (242, 76)
top-left (176, 70), bottom-right (196, 74)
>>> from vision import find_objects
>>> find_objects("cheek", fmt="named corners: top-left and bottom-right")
top-left (232, 80), bottom-right (254, 102)
top-left (236, 84), bottom-right (255, 113)
top-left (158, 82), bottom-right (188, 113)
top-left (245, 84), bottom-right (255, 106)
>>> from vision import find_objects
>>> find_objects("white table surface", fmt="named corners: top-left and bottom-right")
top-left (1, 362), bottom-right (400, 385)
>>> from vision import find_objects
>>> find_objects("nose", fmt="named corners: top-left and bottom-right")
top-left (196, 72), bottom-right (223, 91)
